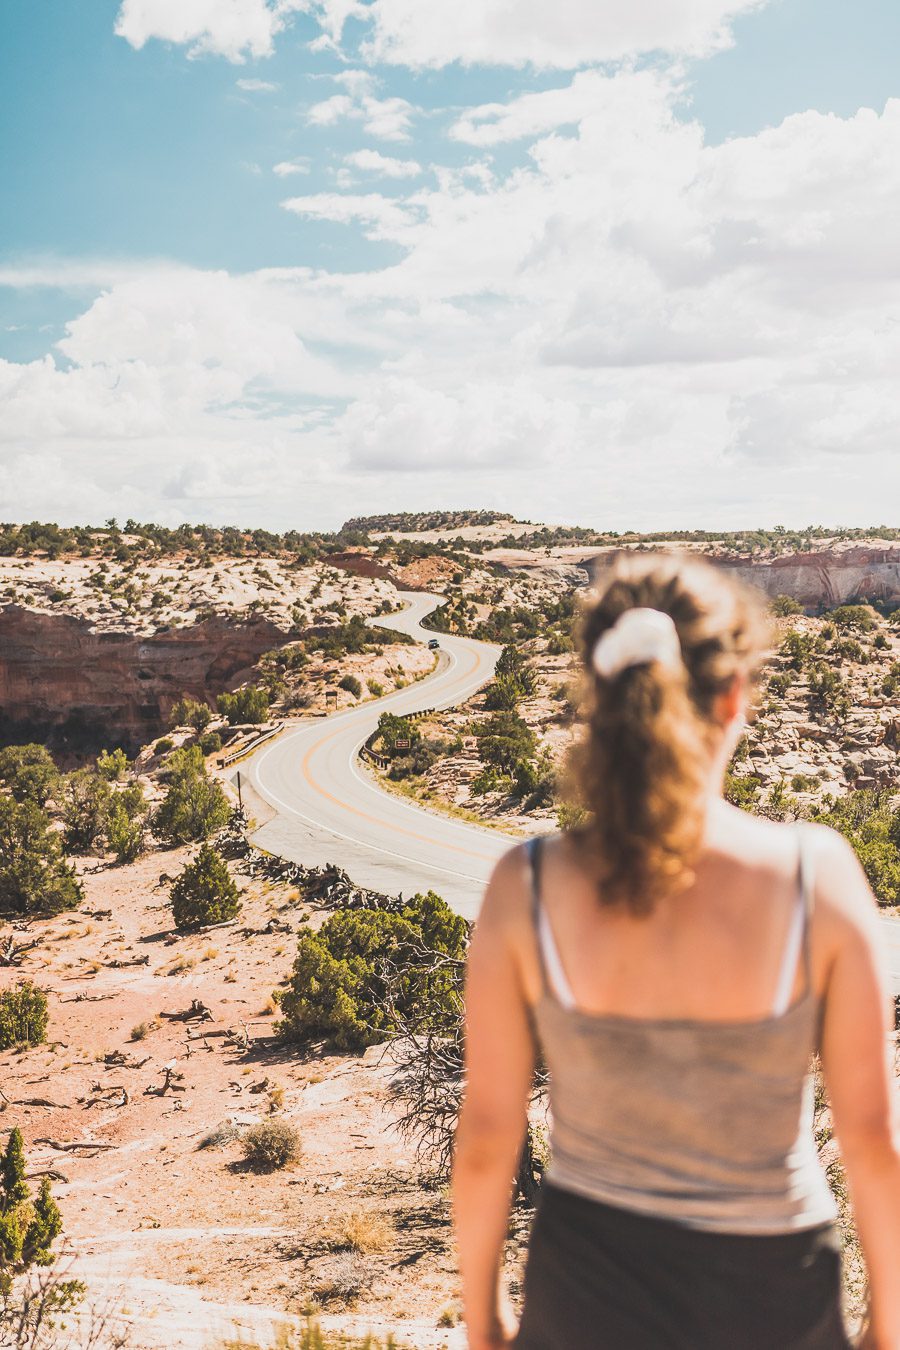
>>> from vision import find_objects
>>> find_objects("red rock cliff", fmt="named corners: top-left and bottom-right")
top-left (0, 606), bottom-right (288, 754)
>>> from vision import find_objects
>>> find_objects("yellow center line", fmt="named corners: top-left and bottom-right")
top-left (299, 646), bottom-right (499, 863)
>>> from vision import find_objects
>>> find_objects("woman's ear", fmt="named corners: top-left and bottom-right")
top-left (713, 673), bottom-right (746, 728)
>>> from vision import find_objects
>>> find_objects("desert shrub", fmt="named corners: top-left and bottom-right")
top-left (828, 604), bottom-right (877, 631)
top-left (807, 663), bottom-right (847, 714)
top-left (790, 773), bottom-right (818, 792)
top-left (154, 737), bottom-right (175, 755)
top-left (312, 1253), bottom-right (373, 1306)
top-left (767, 670), bottom-right (794, 697)
top-left (95, 747), bottom-right (129, 780)
top-left (780, 628), bottom-right (816, 670)
top-left (874, 632), bottom-right (889, 650)
top-left (387, 739), bottom-right (442, 781)
top-left (0, 745), bottom-right (59, 807)
top-left (376, 712), bottom-right (418, 755)
top-left (322, 1209), bottom-right (395, 1255)
top-left (106, 782), bottom-right (149, 864)
top-left (473, 711), bottom-right (536, 774)
top-left (217, 685), bottom-right (270, 725)
top-left (240, 1120), bottom-right (301, 1171)
top-left (170, 844), bottom-right (241, 930)
top-left (881, 663), bottom-right (900, 697)
top-left (771, 594), bottom-right (803, 616)
top-left (277, 891), bottom-right (467, 1052)
top-left (197, 1122), bottom-right (242, 1151)
top-left (366, 679), bottom-right (384, 697)
top-left (199, 729), bottom-right (223, 755)
top-left (0, 983), bottom-right (49, 1051)
top-left (0, 1128), bottom-right (63, 1282)
top-left (0, 799), bottom-right (83, 916)
top-left (153, 746), bottom-right (230, 844)
top-left (169, 696), bottom-right (212, 731)
top-left (60, 770), bottom-right (111, 852)
top-left (512, 754), bottom-right (556, 807)
top-left (724, 771), bottom-right (761, 811)
top-left (338, 675), bottom-right (362, 698)
top-left (808, 790), bottom-right (900, 906)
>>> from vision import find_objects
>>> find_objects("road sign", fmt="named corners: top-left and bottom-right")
top-left (395, 738), bottom-right (410, 750)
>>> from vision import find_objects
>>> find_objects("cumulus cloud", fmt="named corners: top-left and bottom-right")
top-left (273, 157), bottom-right (311, 176)
top-left (6, 66), bottom-right (900, 527)
top-left (307, 82), bottom-right (416, 141)
top-left (343, 149), bottom-right (422, 178)
top-left (114, 0), bottom-right (306, 62)
top-left (302, 0), bottom-right (770, 68)
top-left (281, 192), bottom-right (421, 243)
top-left (236, 77), bottom-right (279, 91)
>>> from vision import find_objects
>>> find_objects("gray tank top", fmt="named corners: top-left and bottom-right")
top-left (527, 828), bottom-right (837, 1234)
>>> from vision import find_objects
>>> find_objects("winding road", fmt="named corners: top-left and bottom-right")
top-left (244, 591), bottom-right (508, 917)
top-left (243, 592), bottom-right (900, 983)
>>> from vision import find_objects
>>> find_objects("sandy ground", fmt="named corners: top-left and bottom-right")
top-left (1, 839), bottom-right (526, 1348)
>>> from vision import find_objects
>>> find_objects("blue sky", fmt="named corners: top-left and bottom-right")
top-left (2, 0), bottom-right (900, 529)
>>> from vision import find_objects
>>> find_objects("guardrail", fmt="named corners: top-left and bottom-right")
top-left (217, 722), bottom-right (284, 768)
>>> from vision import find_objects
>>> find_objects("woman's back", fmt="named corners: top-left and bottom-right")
top-left (524, 810), bottom-right (837, 1233)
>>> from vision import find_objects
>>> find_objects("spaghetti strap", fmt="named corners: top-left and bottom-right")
top-left (526, 836), bottom-right (577, 1010)
top-left (796, 823), bottom-right (815, 989)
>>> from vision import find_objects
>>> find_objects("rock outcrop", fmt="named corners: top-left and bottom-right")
top-left (0, 606), bottom-right (288, 754)
top-left (590, 544), bottom-right (900, 609)
top-left (716, 545), bottom-right (900, 608)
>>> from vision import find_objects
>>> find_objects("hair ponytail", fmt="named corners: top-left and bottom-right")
top-left (563, 553), bottom-right (767, 912)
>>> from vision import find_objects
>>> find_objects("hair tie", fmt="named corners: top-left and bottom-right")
top-left (591, 608), bottom-right (682, 680)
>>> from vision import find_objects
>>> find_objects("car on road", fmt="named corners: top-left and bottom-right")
top-left (427, 638), bottom-right (440, 649)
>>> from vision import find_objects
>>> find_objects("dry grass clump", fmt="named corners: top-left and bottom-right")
top-left (197, 1121), bottom-right (242, 1151)
top-left (312, 1252), bottom-right (374, 1306)
top-left (240, 1119), bottom-right (302, 1171)
top-left (321, 1207), bottom-right (395, 1255)
top-left (221, 1318), bottom-right (399, 1347)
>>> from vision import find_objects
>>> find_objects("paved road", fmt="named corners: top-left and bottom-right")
top-left (245, 592), bottom-right (509, 917)
top-left (244, 592), bottom-right (900, 985)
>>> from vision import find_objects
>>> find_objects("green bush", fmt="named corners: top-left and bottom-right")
top-left (473, 711), bottom-right (536, 773)
top-left (0, 1127), bottom-right (63, 1282)
top-left (724, 771), bottom-right (761, 811)
top-left (809, 790), bottom-right (900, 906)
top-left (828, 604), bottom-right (877, 631)
top-left (60, 770), bottom-right (112, 852)
top-left (95, 747), bottom-right (129, 780)
top-left (0, 744), bottom-right (59, 807)
top-left (366, 679), bottom-right (385, 697)
top-left (199, 729), bottom-right (223, 755)
top-left (0, 798), bottom-right (83, 916)
top-left (217, 686), bottom-right (270, 725)
top-left (169, 697), bottom-right (212, 731)
top-left (339, 674), bottom-right (362, 699)
top-left (0, 982), bottom-right (49, 1051)
top-left (807, 663), bottom-right (847, 713)
top-left (154, 737), bottom-right (175, 755)
top-left (154, 746), bottom-right (231, 845)
top-left (170, 843), bottom-right (241, 930)
top-left (106, 783), bottom-right (150, 864)
top-left (771, 594), bottom-right (803, 616)
top-left (277, 892), bottom-right (467, 1052)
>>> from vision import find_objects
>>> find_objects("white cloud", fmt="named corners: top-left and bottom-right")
top-left (343, 149), bottom-right (422, 178)
top-left (303, 0), bottom-right (770, 68)
top-left (281, 192), bottom-right (421, 243)
top-left (307, 86), bottom-right (416, 141)
top-left (236, 77), bottom-right (279, 91)
top-left (114, 0), bottom-right (306, 62)
top-left (273, 158), bottom-right (311, 176)
top-left (7, 71), bottom-right (900, 528)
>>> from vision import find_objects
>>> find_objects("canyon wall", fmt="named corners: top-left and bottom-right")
top-left (590, 546), bottom-right (900, 609)
top-left (0, 606), bottom-right (288, 754)
top-left (715, 546), bottom-right (900, 607)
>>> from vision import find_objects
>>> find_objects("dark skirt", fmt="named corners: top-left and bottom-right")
top-left (514, 1184), bottom-right (851, 1350)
